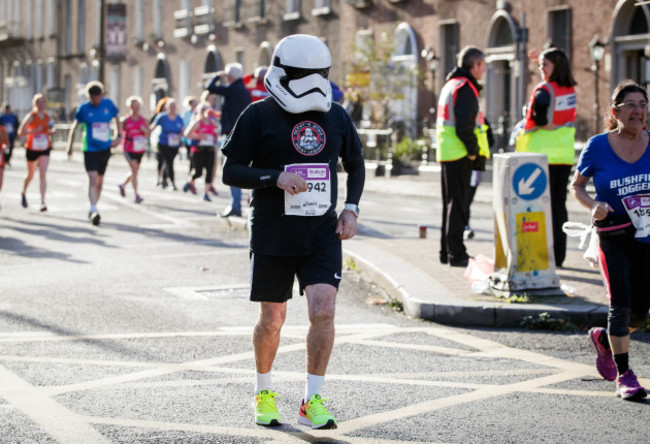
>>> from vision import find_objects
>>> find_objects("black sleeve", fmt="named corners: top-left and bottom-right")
top-left (221, 107), bottom-right (281, 189)
top-left (339, 113), bottom-right (365, 205)
top-left (222, 160), bottom-right (282, 189)
top-left (531, 89), bottom-right (551, 126)
top-left (206, 74), bottom-right (226, 96)
top-left (454, 85), bottom-right (479, 157)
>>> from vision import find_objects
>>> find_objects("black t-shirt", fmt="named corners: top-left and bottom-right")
top-left (222, 98), bottom-right (365, 256)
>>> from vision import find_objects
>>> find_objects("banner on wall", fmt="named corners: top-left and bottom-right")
top-left (106, 3), bottom-right (127, 62)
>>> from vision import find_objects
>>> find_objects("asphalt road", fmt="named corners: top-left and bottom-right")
top-left (1, 150), bottom-right (649, 443)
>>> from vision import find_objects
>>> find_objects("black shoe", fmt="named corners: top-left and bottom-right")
top-left (463, 226), bottom-right (475, 240)
top-left (89, 211), bottom-right (101, 226)
top-left (221, 208), bottom-right (242, 218)
top-left (21, 193), bottom-right (27, 208)
top-left (449, 257), bottom-right (470, 268)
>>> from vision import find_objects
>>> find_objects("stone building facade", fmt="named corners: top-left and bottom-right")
top-left (0, 0), bottom-right (647, 148)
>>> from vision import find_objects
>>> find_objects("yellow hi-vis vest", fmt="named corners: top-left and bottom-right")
top-left (516, 81), bottom-right (576, 165)
top-left (436, 77), bottom-right (490, 162)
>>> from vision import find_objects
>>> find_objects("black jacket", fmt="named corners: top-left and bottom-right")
top-left (206, 77), bottom-right (252, 134)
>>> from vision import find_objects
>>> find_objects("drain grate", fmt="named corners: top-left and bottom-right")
top-left (197, 286), bottom-right (250, 299)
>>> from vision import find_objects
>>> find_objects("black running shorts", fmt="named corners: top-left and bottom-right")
top-left (26, 148), bottom-right (51, 162)
top-left (249, 226), bottom-right (342, 302)
top-left (84, 150), bottom-right (111, 175)
top-left (124, 151), bottom-right (144, 163)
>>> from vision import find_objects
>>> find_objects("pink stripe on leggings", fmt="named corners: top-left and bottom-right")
top-left (598, 246), bottom-right (612, 303)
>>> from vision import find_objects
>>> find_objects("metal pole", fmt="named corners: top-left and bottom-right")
top-left (594, 60), bottom-right (600, 134)
top-left (98, 0), bottom-right (105, 85)
top-left (519, 13), bottom-right (527, 121)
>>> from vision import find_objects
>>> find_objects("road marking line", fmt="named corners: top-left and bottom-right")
top-left (352, 339), bottom-right (472, 356)
top-left (0, 322), bottom-right (620, 442)
top-left (338, 371), bottom-right (583, 434)
top-left (153, 249), bottom-right (245, 259)
top-left (0, 364), bottom-right (112, 444)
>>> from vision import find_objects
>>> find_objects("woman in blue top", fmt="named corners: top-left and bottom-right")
top-left (151, 99), bottom-right (184, 191)
top-left (571, 80), bottom-right (650, 401)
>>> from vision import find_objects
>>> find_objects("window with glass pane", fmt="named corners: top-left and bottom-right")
top-left (286, 0), bottom-right (299, 14)
top-left (249, 0), bottom-right (266, 19)
top-left (224, 0), bottom-right (242, 23)
top-left (440, 22), bottom-right (459, 76)
top-left (548, 8), bottom-right (571, 57)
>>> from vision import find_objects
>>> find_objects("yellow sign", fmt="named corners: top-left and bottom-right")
top-left (345, 72), bottom-right (370, 87)
top-left (515, 212), bottom-right (549, 272)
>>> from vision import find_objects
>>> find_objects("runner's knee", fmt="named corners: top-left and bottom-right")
top-left (608, 305), bottom-right (631, 337)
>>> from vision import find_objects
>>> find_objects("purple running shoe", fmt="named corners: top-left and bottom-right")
top-left (588, 327), bottom-right (616, 381)
top-left (616, 369), bottom-right (647, 401)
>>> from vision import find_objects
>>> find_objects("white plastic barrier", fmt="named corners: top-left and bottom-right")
top-left (489, 152), bottom-right (560, 292)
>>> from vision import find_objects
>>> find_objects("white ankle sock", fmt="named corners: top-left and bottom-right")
top-left (255, 371), bottom-right (272, 393)
top-left (305, 373), bottom-right (324, 401)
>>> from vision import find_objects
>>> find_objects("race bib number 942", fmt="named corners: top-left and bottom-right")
top-left (284, 163), bottom-right (331, 216)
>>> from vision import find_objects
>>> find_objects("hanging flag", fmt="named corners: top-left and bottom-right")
top-left (106, 3), bottom-right (127, 62)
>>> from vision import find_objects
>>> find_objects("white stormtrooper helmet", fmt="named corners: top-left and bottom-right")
top-left (265, 34), bottom-right (332, 114)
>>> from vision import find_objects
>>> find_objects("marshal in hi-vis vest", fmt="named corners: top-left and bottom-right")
top-left (516, 81), bottom-right (576, 165)
top-left (436, 77), bottom-right (490, 162)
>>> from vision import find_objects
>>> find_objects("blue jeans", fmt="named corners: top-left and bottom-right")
top-left (230, 187), bottom-right (242, 212)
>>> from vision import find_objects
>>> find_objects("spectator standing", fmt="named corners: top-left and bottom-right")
top-left (571, 80), bottom-right (649, 401)
top-left (0, 104), bottom-right (19, 166)
top-left (118, 96), bottom-right (149, 203)
top-left (18, 94), bottom-right (55, 212)
top-left (345, 88), bottom-right (363, 127)
top-left (66, 81), bottom-right (121, 226)
top-left (222, 33), bottom-right (364, 430)
top-left (206, 62), bottom-right (252, 217)
top-left (435, 46), bottom-right (490, 267)
top-left (516, 48), bottom-right (577, 267)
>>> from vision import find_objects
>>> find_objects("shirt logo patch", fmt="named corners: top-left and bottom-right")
top-left (292, 121), bottom-right (326, 156)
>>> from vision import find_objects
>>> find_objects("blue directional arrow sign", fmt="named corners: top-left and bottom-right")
top-left (512, 163), bottom-right (547, 200)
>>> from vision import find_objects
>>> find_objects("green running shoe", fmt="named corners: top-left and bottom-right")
top-left (297, 394), bottom-right (337, 429)
top-left (254, 390), bottom-right (282, 426)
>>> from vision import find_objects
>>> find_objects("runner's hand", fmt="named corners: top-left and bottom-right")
top-left (592, 201), bottom-right (614, 221)
top-left (336, 211), bottom-right (357, 240)
top-left (277, 172), bottom-right (307, 195)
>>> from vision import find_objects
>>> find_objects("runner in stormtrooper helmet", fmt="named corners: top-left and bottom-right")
top-left (265, 34), bottom-right (332, 114)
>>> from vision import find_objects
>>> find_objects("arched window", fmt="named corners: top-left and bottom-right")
top-left (485, 10), bottom-right (520, 148)
top-left (612, 0), bottom-right (650, 88)
top-left (390, 22), bottom-right (418, 137)
top-left (492, 17), bottom-right (514, 47)
top-left (152, 53), bottom-right (169, 103)
top-left (203, 45), bottom-right (223, 86)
